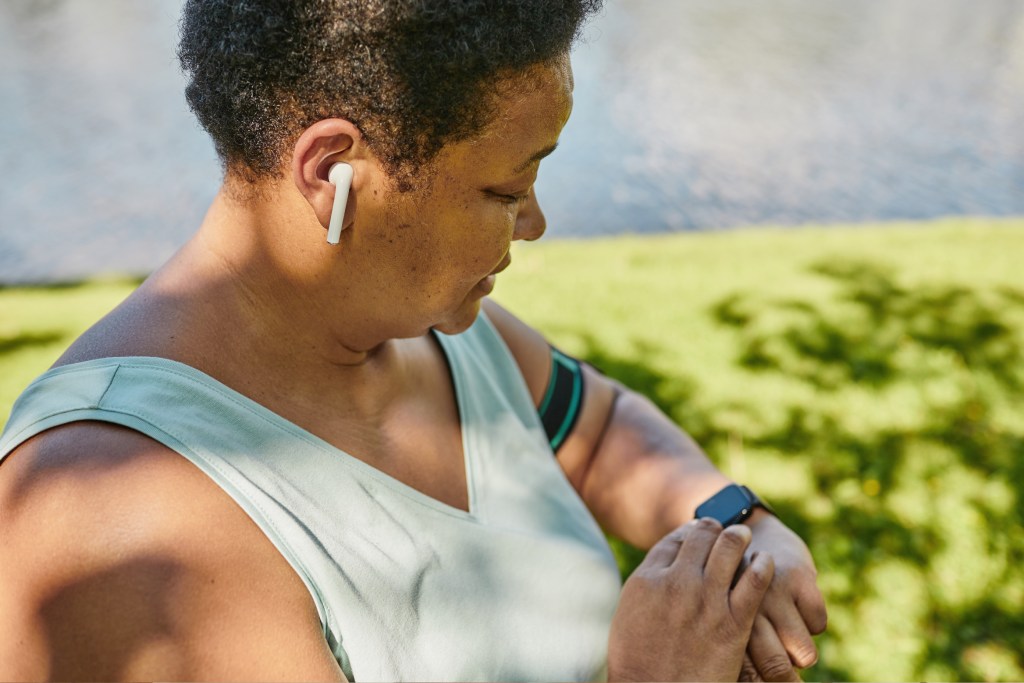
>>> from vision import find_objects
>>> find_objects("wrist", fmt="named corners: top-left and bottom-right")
top-left (745, 506), bottom-right (778, 529)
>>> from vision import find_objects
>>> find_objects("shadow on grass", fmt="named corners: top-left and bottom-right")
top-left (576, 261), bottom-right (1024, 680)
top-left (713, 261), bottom-right (1024, 393)
top-left (0, 275), bottom-right (147, 293)
top-left (0, 331), bottom-right (67, 356)
top-left (0, 276), bottom-right (146, 359)
top-left (708, 260), bottom-right (1024, 680)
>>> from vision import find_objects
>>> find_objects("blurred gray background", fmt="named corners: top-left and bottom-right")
top-left (1, 0), bottom-right (1022, 284)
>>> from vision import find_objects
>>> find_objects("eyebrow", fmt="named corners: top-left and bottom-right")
top-left (512, 143), bottom-right (559, 174)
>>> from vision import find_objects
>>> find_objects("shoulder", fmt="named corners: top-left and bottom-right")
top-left (482, 298), bottom-right (553, 406)
top-left (0, 422), bottom-right (343, 681)
top-left (481, 299), bottom-right (622, 486)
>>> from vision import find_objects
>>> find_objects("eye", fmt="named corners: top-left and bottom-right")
top-left (493, 191), bottom-right (530, 205)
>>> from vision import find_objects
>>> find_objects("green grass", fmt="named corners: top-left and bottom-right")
top-left (2, 217), bottom-right (1023, 680)
top-left (0, 278), bottom-right (141, 425)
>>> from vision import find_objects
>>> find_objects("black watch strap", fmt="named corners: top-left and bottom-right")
top-left (739, 485), bottom-right (777, 518)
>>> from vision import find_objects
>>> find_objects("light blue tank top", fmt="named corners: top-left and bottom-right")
top-left (0, 313), bottom-right (622, 681)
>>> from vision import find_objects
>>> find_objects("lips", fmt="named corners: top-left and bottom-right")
top-left (475, 254), bottom-right (511, 295)
top-left (491, 254), bottom-right (512, 276)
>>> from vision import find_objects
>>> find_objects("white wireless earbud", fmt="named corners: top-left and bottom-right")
top-left (326, 162), bottom-right (354, 245)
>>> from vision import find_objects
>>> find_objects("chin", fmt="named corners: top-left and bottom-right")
top-left (431, 298), bottom-right (483, 337)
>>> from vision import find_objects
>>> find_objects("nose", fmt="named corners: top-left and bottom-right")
top-left (513, 188), bottom-right (547, 242)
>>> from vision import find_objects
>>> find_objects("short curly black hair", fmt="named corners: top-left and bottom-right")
top-left (178, 0), bottom-right (602, 183)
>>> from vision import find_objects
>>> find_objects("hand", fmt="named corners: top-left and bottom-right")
top-left (743, 513), bottom-right (828, 681)
top-left (739, 654), bottom-right (764, 682)
top-left (608, 518), bottom-right (775, 682)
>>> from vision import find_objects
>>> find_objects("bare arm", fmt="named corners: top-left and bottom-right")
top-left (484, 298), bottom-right (826, 680)
top-left (487, 298), bottom-right (751, 541)
top-left (573, 385), bottom-right (734, 547)
top-left (0, 423), bottom-right (345, 682)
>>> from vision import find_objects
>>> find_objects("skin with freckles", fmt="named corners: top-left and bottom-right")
top-left (0, 53), bottom-right (825, 681)
top-left (287, 65), bottom-right (567, 345)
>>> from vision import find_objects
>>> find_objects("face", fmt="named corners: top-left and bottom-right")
top-left (351, 56), bottom-right (574, 338)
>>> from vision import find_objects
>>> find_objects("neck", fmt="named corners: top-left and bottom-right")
top-left (145, 185), bottom-right (427, 422)
top-left (172, 186), bottom-right (411, 368)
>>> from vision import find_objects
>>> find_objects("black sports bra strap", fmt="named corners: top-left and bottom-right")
top-left (537, 347), bottom-right (584, 452)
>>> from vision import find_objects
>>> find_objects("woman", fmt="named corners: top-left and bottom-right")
top-left (0, 1), bottom-right (825, 680)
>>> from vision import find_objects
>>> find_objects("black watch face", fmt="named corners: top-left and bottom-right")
top-left (695, 485), bottom-right (753, 526)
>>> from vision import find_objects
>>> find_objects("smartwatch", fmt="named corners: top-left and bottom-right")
top-left (694, 484), bottom-right (775, 526)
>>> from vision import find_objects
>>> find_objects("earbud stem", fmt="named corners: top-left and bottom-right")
top-left (327, 162), bottom-right (354, 245)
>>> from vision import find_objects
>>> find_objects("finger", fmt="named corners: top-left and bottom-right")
top-left (740, 654), bottom-right (764, 682)
top-left (731, 552), bottom-right (751, 589)
top-left (748, 613), bottom-right (801, 682)
top-left (763, 596), bottom-right (818, 668)
top-left (730, 551), bottom-right (775, 629)
top-left (673, 517), bottom-right (723, 570)
top-left (796, 584), bottom-right (828, 636)
top-left (703, 524), bottom-right (752, 593)
top-left (641, 520), bottom-right (699, 570)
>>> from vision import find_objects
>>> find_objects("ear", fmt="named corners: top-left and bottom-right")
top-left (291, 119), bottom-right (373, 233)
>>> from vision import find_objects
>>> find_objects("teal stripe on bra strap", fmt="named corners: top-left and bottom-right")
top-left (538, 347), bottom-right (584, 452)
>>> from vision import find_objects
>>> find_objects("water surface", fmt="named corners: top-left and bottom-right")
top-left (1, 0), bottom-right (1022, 283)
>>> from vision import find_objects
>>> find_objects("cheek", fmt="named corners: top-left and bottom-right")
top-left (482, 201), bottom-right (519, 248)
top-left (440, 202), bottom-right (516, 269)
top-left (464, 217), bottom-right (515, 276)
